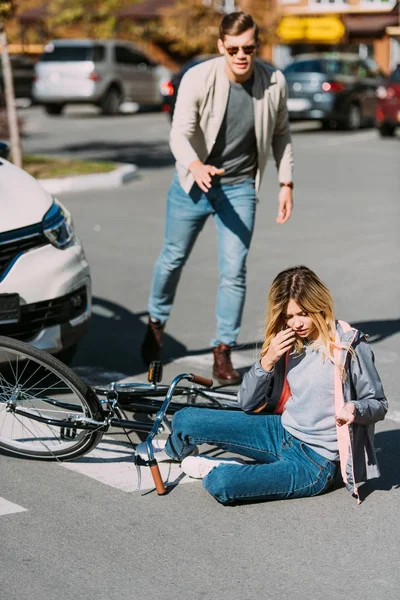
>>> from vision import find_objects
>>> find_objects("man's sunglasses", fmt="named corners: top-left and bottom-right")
top-left (224, 44), bottom-right (257, 56)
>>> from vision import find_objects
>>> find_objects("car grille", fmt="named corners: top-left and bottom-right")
top-left (0, 286), bottom-right (88, 341)
top-left (0, 232), bottom-right (49, 280)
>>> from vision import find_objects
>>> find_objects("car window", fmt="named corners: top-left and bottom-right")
top-left (349, 60), bottom-right (380, 79)
top-left (40, 44), bottom-right (102, 62)
top-left (389, 66), bottom-right (400, 82)
top-left (364, 58), bottom-right (385, 78)
top-left (284, 60), bottom-right (324, 74)
top-left (324, 60), bottom-right (343, 75)
top-left (115, 46), bottom-right (150, 66)
top-left (92, 45), bottom-right (105, 62)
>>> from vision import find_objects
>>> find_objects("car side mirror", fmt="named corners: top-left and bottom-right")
top-left (0, 141), bottom-right (10, 160)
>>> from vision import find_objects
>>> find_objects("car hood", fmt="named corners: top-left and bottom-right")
top-left (0, 159), bottom-right (53, 233)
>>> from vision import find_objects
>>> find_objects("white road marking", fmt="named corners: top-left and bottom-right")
top-left (61, 437), bottom-right (194, 493)
top-left (0, 497), bottom-right (27, 516)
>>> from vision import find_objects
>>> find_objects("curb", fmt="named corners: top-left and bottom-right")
top-left (38, 163), bottom-right (138, 194)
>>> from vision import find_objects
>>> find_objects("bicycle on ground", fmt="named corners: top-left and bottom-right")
top-left (0, 336), bottom-right (241, 495)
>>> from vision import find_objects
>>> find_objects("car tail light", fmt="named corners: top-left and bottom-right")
top-left (162, 104), bottom-right (172, 112)
top-left (321, 81), bottom-right (345, 92)
top-left (160, 80), bottom-right (174, 96)
top-left (376, 85), bottom-right (396, 99)
top-left (88, 71), bottom-right (101, 82)
top-left (376, 107), bottom-right (384, 122)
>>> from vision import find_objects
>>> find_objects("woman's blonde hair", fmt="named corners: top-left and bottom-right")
top-left (261, 266), bottom-right (336, 360)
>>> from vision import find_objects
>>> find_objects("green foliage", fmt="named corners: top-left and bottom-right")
top-left (0, 0), bottom-right (15, 19)
top-left (46, 0), bottom-right (134, 39)
top-left (156, 0), bottom-right (221, 56)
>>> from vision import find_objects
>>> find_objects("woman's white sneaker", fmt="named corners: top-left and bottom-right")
top-left (181, 455), bottom-right (246, 479)
top-left (135, 438), bottom-right (198, 462)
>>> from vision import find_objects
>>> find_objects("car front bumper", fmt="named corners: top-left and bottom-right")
top-left (0, 239), bottom-right (91, 358)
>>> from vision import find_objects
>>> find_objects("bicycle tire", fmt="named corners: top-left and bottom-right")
top-left (0, 336), bottom-right (104, 460)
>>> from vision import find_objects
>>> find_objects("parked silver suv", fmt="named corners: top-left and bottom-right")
top-left (33, 39), bottom-right (170, 115)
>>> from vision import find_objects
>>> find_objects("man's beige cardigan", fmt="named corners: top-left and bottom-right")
top-left (169, 56), bottom-right (294, 195)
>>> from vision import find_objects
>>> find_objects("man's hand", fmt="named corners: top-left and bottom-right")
top-left (335, 403), bottom-right (356, 427)
top-left (189, 160), bottom-right (225, 193)
top-left (276, 186), bottom-right (293, 224)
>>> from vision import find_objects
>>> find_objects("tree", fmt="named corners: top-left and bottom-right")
top-left (46, 0), bottom-right (134, 39)
top-left (152, 0), bottom-right (281, 60)
top-left (156, 0), bottom-right (222, 57)
top-left (0, 0), bottom-right (22, 167)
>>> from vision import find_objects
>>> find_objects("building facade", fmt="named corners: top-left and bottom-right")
top-left (274, 0), bottom-right (400, 73)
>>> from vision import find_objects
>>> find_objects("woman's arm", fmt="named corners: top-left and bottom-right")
top-left (347, 338), bottom-right (388, 426)
top-left (237, 361), bottom-right (274, 413)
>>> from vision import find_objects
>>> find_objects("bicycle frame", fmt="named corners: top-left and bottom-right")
top-left (6, 370), bottom-right (213, 494)
top-left (132, 372), bottom-right (213, 495)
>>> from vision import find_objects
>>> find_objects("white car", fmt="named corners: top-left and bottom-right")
top-left (0, 145), bottom-right (91, 363)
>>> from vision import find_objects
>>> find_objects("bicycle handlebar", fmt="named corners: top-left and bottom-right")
top-left (189, 374), bottom-right (213, 388)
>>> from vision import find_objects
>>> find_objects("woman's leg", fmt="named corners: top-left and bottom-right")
top-left (165, 407), bottom-right (284, 464)
top-left (203, 435), bottom-right (337, 505)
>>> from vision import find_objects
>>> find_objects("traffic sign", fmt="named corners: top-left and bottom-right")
top-left (277, 16), bottom-right (345, 44)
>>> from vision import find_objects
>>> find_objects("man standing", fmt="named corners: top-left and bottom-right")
top-left (141, 11), bottom-right (294, 384)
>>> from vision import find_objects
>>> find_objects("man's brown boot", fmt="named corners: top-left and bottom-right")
top-left (141, 317), bottom-right (165, 366)
top-left (212, 343), bottom-right (241, 385)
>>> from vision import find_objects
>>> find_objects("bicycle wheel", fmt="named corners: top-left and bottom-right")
top-left (0, 336), bottom-right (104, 460)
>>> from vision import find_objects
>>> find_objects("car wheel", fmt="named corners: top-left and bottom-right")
top-left (343, 104), bottom-right (362, 131)
top-left (378, 123), bottom-right (396, 137)
top-left (100, 86), bottom-right (121, 115)
top-left (44, 103), bottom-right (64, 116)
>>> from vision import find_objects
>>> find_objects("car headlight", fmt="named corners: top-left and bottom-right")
top-left (42, 198), bottom-right (75, 249)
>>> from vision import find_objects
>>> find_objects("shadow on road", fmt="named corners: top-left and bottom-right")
top-left (351, 318), bottom-right (400, 344)
top-left (71, 297), bottom-right (399, 385)
top-left (363, 428), bottom-right (400, 499)
top-left (58, 140), bottom-right (175, 169)
top-left (72, 296), bottom-right (187, 383)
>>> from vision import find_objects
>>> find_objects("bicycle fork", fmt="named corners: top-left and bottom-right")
top-left (134, 372), bottom-right (213, 495)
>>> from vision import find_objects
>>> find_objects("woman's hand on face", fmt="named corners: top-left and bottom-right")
top-left (261, 328), bottom-right (296, 371)
top-left (335, 403), bottom-right (356, 427)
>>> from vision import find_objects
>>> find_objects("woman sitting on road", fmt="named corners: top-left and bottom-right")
top-left (141, 265), bottom-right (388, 505)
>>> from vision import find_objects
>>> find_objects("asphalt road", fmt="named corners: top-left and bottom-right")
top-left (1, 107), bottom-right (400, 600)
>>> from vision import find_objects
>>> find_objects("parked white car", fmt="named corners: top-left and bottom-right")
top-left (33, 39), bottom-right (171, 115)
top-left (0, 144), bottom-right (91, 363)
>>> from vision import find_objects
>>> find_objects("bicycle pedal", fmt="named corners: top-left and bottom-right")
top-left (148, 360), bottom-right (163, 384)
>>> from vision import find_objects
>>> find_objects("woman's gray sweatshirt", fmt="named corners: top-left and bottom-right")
top-left (282, 347), bottom-right (339, 461)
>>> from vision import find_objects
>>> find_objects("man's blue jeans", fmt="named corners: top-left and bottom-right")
top-left (165, 408), bottom-right (338, 505)
top-left (148, 174), bottom-right (257, 346)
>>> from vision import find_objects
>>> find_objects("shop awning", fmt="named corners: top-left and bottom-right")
top-left (345, 13), bottom-right (399, 36)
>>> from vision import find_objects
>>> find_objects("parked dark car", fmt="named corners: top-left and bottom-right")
top-left (0, 54), bottom-right (35, 105)
top-left (161, 54), bottom-right (275, 120)
top-left (375, 65), bottom-right (400, 137)
top-left (283, 53), bottom-right (385, 130)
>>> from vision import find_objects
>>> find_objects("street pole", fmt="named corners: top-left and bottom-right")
top-left (0, 20), bottom-right (22, 167)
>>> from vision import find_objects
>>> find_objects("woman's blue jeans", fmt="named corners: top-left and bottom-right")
top-left (165, 408), bottom-right (338, 505)
top-left (148, 174), bottom-right (257, 346)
